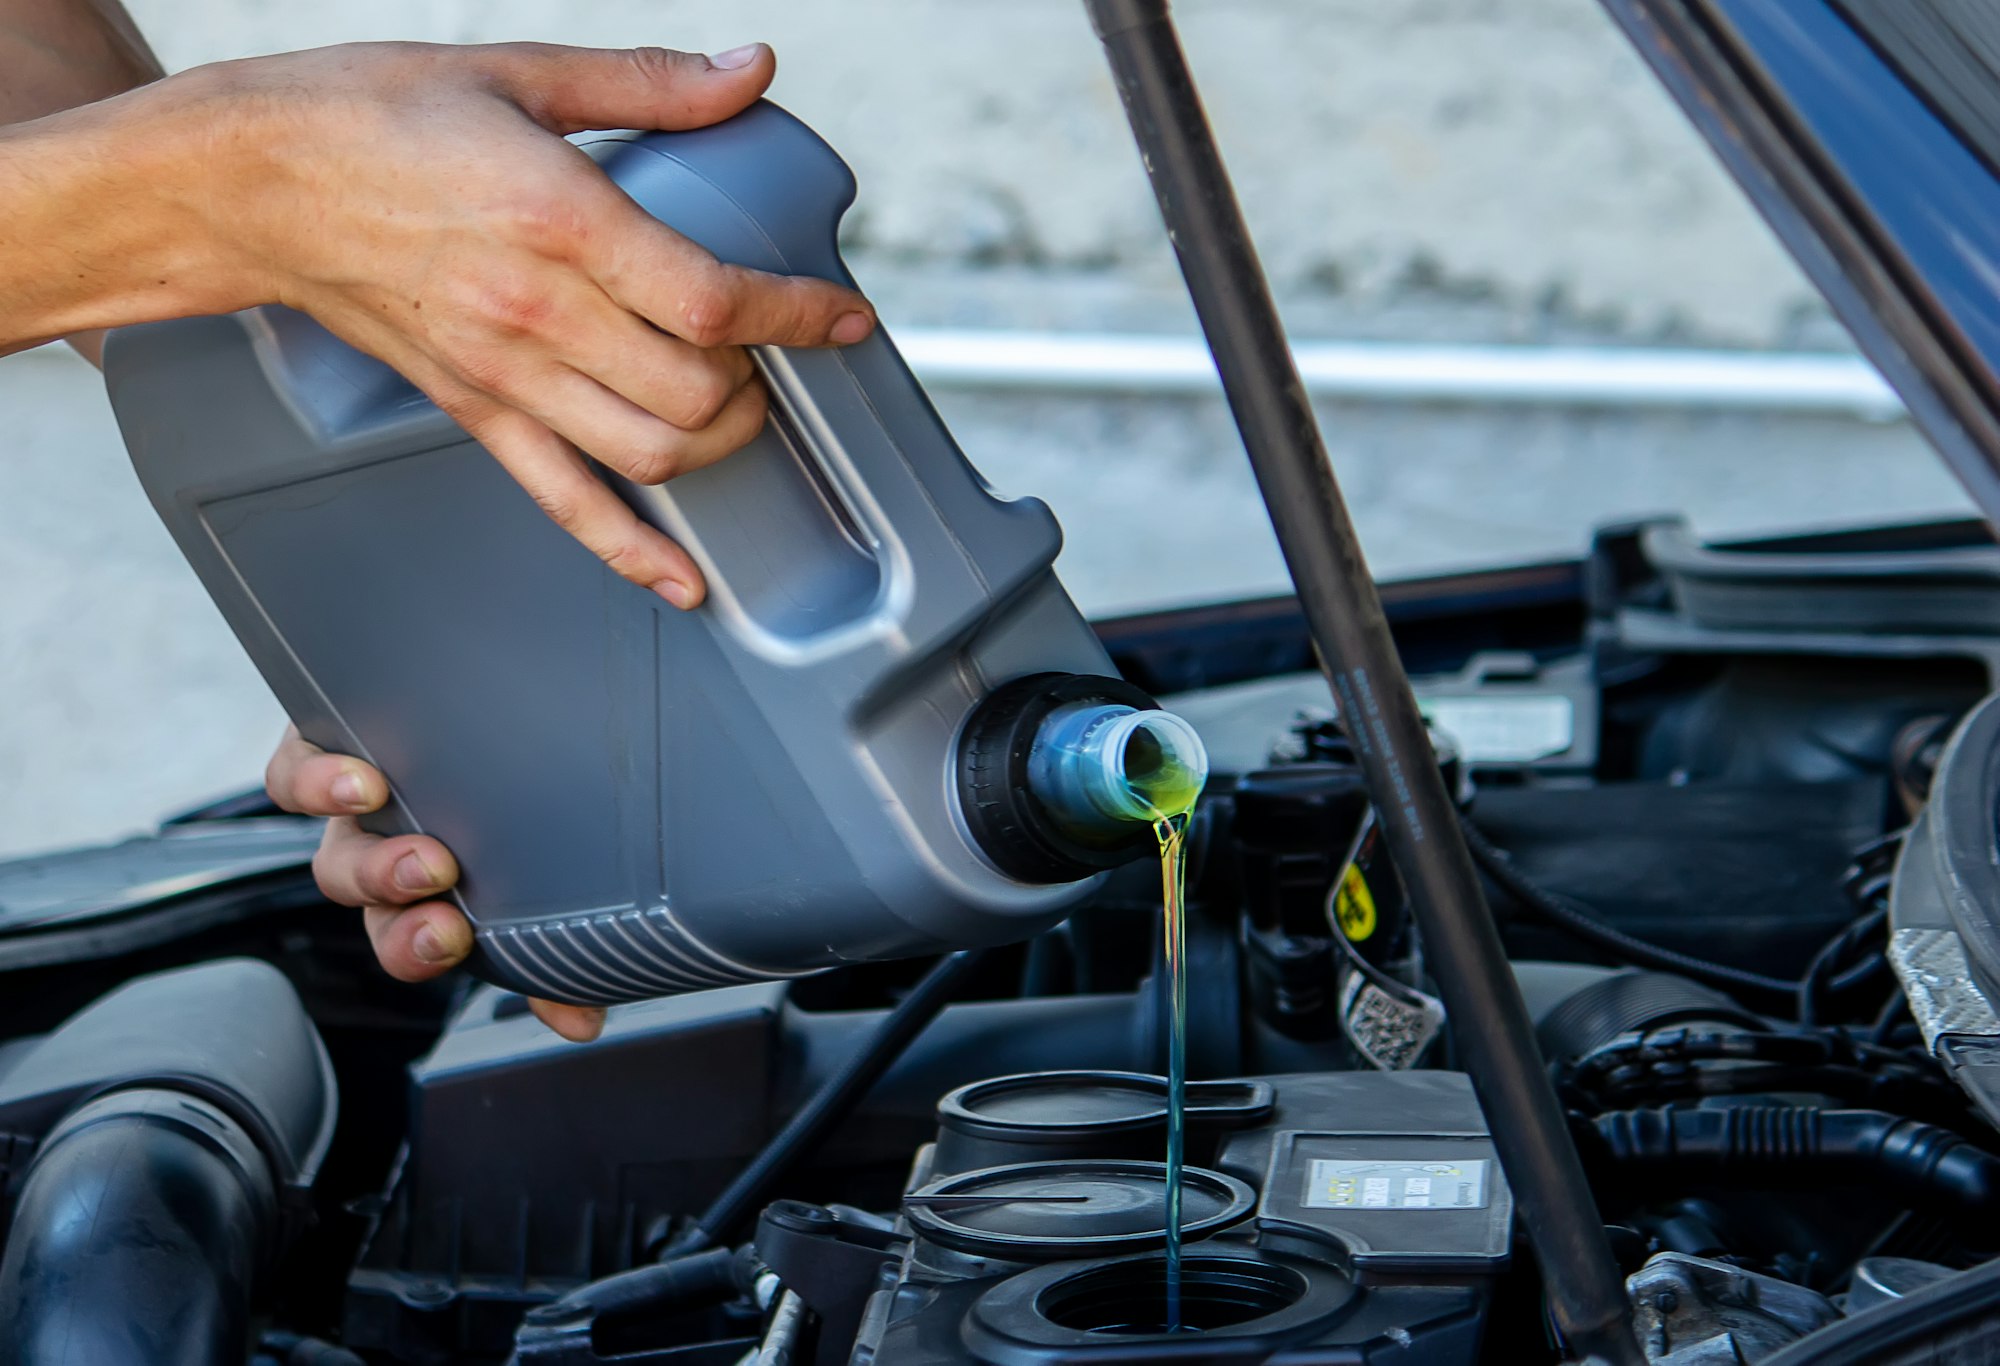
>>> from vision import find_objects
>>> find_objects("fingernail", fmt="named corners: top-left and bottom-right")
top-left (331, 769), bottom-right (371, 810)
top-left (829, 311), bottom-right (873, 346)
top-left (395, 851), bottom-right (442, 893)
top-left (656, 579), bottom-right (695, 609)
top-left (413, 923), bottom-right (458, 964)
top-left (708, 44), bottom-right (763, 70)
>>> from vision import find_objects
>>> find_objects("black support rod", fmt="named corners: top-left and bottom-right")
top-left (1083, 3), bottom-right (1641, 1360)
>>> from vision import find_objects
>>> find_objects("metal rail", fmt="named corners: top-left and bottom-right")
top-left (896, 327), bottom-right (1906, 417)
top-left (20, 309), bottom-right (1909, 421)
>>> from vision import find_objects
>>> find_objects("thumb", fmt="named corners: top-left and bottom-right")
top-left (484, 42), bottom-right (776, 135)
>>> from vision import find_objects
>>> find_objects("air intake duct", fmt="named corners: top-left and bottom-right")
top-left (0, 960), bottom-right (336, 1366)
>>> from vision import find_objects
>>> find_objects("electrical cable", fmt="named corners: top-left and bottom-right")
top-left (1798, 907), bottom-right (1889, 1026)
top-left (1460, 813), bottom-right (1800, 1000)
top-left (1560, 1026), bottom-right (1969, 1127)
top-left (675, 949), bottom-right (988, 1252)
top-left (1463, 813), bottom-right (1889, 1014)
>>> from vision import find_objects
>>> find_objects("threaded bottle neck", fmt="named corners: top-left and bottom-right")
top-left (1025, 701), bottom-right (1208, 835)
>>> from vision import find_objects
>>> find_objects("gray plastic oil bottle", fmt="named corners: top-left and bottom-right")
top-left (106, 101), bottom-right (1206, 1006)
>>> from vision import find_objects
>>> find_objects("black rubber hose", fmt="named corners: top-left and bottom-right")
top-left (257, 1334), bottom-right (366, 1366)
top-left (512, 1246), bottom-right (748, 1362)
top-left (1461, 815), bottom-right (1805, 1002)
top-left (530, 1247), bottom-right (742, 1324)
top-left (1797, 907), bottom-right (1889, 1026)
top-left (0, 1088), bottom-right (277, 1366)
top-left (1083, 4), bottom-right (1639, 1359)
top-left (682, 949), bottom-right (987, 1250)
top-left (1588, 1105), bottom-right (2000, 1215)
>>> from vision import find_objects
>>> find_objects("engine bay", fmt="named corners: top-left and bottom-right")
top-left (5, 514), bottom-right (2000, 1364)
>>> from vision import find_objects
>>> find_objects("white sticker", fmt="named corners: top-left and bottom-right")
top-left (1339, 972), bottom-right (1445, 1071)
top-left (1420, 695), bottom-right (1574, 763)
top-left (1302, 1159), bottom-right (1489, 1211)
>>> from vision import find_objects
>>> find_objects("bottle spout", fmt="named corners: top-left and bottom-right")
top-left (1026, 702), bottom-right (1209, 833)
top-left (956, 673), bottom-right (1208, 883)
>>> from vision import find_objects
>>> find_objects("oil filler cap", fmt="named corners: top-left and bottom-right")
top-left (933, 1070), bottom-right (1273, 1175)
top-left (903, 1158), bottom-right (1255, 1261)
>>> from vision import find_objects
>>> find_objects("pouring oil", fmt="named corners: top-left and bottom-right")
top-left (1153, 808), bottom-right (1194, 1331)
top-left (1020, 701), bottom-right (1208, 1331)
top-left (1120, 729), bottom-right (1206, 1333)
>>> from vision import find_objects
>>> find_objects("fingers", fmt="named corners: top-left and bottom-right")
top-left (561, 305), bottom-right (756, 433)
top-left (533, 367), bottom-right (772, 488)
top-left (344, 845), bottom-right (603, 1043)
top-left (445, 400), bottom-right (710, 607)
top-left (358, 901), bottom-right (605, 1042)
top-left (315, 816), bottom-right (459, 909)
top-left (480, 41), bottom-right (777, 136)
top-left (361, 900), bottom-right (474, 983)
top-left (266, 727), bottom-right (606, 1046)
top-left (364, 904), bottom-right (606, 1041)
top-left (531, 999), bottom-right (608, 1042)
top-left (591, 212), bottom-right (876, 351)
top-left (494, 358), bottom-right (770, 489)
top-left (266, 725), bottom-right (387, 815)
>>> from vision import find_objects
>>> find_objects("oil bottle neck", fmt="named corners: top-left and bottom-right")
top-left (1026, 701), bottom-right (1209, 834)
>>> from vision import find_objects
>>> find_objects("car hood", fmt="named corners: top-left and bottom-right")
top-left (1604, 0), bottom-right (2000, 525)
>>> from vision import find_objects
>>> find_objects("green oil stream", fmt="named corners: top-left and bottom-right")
top-left (1024, 704), bottom-right (1206, 1332)
top-left (1153, 809), bottom-right (1193, 1332)
top-left (1122, 730), bottom-right (1205, 1334)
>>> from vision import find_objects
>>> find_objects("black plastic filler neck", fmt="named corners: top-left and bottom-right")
top-left (957, 672), bottom-right (1163, 883)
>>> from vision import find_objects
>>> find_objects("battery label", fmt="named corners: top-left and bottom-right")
top-left (1302, 1158), bottom-right (1489, 1211)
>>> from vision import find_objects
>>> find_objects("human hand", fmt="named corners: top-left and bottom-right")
top-left (265, 726), bottom-right (607, 1042)
top-left (76, 40), bottom-right (875, 604)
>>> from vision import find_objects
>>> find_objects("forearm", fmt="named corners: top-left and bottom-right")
top-left (1, 0), bottom-right (168, 358)
top-left (0, 0), bottom-right (162, 122)
top-left (0, 84), bottom-right (262, 355)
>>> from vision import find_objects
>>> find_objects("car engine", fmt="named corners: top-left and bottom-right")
top-left (5, 516), bottom-right (2000, 1365)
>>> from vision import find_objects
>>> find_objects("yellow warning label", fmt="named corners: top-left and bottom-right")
top-left (1335, 865), bottom-right (1377, 942)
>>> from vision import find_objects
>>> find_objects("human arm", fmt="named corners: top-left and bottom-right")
top-left (0, 31), bottom-right (874, 602)
top-left (1, 13), bottom-right (877, 1038)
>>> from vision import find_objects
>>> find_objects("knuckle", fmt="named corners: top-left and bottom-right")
top-left (263, 754), bottom-right (290, 807)
top-left (526, 483), bottom-right (582, 529)
top-left (470, 280), bottom-right (559, 337)
top-left (449, 344), bottom-right (525, 400)
top-left (676, 278), bottom-right (741, 348)
top-left (600, 537), bottom-right (663, 584)
top-left (626, 45), bottom-right (693, 82)
top-left (728, 381), bottom-right (771, 435)
top-left (311, 852), bottom-right (351, 907)
top-left (504, 196), bottom-right (594, 261)
top-left (620, 435), bottom-right (688, 486)
top-left (777, 279), bottom-right (824, 337)
top-left (675, 368), bottom-right (737, 429)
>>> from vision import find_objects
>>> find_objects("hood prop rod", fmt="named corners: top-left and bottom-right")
top-left (1082, 3), bottom-right (1641, 1359)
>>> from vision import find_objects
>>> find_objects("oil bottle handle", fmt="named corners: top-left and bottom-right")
top-left (591, 107), bottom-right (1063, 663)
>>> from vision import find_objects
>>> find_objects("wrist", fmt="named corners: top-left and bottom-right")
top-left (0, 74), bottom-right (277, 350)
top-left (105, 67), bottom-right (287, 316)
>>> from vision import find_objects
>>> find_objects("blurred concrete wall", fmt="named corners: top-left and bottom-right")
top-left (0, 0), bottom-right (1970, 857)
